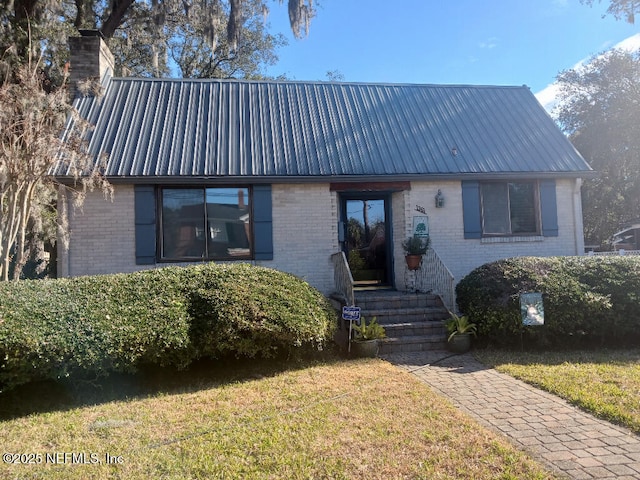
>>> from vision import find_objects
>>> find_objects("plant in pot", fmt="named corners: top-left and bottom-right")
top-left (402, 235), bottom-right (430, 270)
top-left (351, 316), bottom-right (386, 357)
top-left (445, 313), bottom-right (477, 353)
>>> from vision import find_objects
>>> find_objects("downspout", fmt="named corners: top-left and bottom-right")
top-left (573, 178), bottom-right (585, 255)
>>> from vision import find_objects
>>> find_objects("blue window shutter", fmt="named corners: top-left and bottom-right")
top-left (461, 181), bottom-right (482, 239)
top-left (539, 180), bottom-right (559, 237)
top-left (253, 185), bottom-right (273, 260)
top-left (134, 185), bottom-right (157, 265)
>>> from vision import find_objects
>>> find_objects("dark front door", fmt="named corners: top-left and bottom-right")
top-left (342, 196), bottom-right (392, 287)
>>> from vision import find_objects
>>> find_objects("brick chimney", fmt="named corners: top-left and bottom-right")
top-left (68, 30), bottom-right (115, 99)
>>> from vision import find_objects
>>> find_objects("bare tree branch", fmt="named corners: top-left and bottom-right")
top-left (0, 54), bottom-right (111, 280)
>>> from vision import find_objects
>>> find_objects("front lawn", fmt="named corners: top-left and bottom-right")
top-left (0, 358), bottom-right (557, 479)
top-left (475, 348), bottom-right (640, 434)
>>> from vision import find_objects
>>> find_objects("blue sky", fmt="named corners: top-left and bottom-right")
top-left (263, 0), bottom-right (639, 108)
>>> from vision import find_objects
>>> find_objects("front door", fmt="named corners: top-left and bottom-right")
top-left (341, 196), bottom-right (392, 287)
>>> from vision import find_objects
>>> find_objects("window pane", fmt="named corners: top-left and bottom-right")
top-left (509, 183), bottom-right (537, 233)
top-left (481, 183), bottom-right (509, 234)
top-left (162, 189), bottom-right (205, 258)
top-left (206, 188), bottom-right (251, 258)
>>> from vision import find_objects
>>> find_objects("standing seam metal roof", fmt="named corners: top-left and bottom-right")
top-left (54, 78), bottom-right (592, 179)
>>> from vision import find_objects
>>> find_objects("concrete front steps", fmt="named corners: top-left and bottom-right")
top-left (354, 290), bottom-right (450, 354)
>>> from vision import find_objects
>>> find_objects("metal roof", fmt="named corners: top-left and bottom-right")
top-left (54, 78), bottom-right (592, 181)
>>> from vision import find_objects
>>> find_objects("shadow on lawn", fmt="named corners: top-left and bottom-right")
top-left (0, 355), bottom-right (337, 422)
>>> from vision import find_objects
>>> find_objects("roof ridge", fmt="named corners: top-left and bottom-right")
top-left (110, 77), bottom-right (529, 90)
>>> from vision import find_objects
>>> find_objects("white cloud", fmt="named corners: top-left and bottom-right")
top-left (536, 83), bottom-right (561, 113)
top-left (478, 37), bottom-right (499, 49)
top-left (535, 33), bottom-right (640, 113)
top-left (615, 33), bottom-right (640, 51)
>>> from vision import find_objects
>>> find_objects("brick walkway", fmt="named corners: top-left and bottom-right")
top-left (383, 351), bottom-right (640, 480)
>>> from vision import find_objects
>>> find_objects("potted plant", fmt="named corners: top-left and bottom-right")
top-left (351, 316), bottom-right (386, 357)
top-left (402, 235), bottom-right (430, 270)
top-left (445, 313), bottom-right (477, 353)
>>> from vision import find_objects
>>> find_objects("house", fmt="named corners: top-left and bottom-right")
top-left (54, 32), bottom-right (593, 309)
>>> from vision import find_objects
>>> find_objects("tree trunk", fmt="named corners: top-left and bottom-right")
top-left (14, 0), bottom-right (41, 24)
top-left (73, 0), bottom-right (95, 29)
top-left (11, 183), bottom-right (35, 280)
top-left (100, 0), bottom-right (136, 39)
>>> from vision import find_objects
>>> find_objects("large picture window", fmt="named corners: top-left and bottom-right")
top-left (480, 182), bottom-right (539, 235)
top-left (160, 187), bottom-right (251, 260)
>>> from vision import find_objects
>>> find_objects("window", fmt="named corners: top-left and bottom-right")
top-left (160, 187), bottom-right (251, 260)
top-left (480, 182), bottom-right (539, 235)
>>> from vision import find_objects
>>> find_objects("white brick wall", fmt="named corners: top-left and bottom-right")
top-left (58, 185), bottom-right (140, 277)
top-left (392, 189), bottom-right (411, 289)
top-left (256, 184), bottom-right (338, 294)
top-left (60, 179), bottom-right (584, 294)
top-left (59, 183), bottom-right (340, 294)
top-left (406, 179), bottom-right (584, 283)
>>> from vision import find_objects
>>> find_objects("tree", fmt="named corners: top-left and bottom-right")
top-left (0, 1), bottom-right (313, 279)
top-left (580, 0), bottom-right (640, 23)
top-left (167, 0), bottom-right (287, 78)
top-left (0, 54), bottom-right (111, 280)
top-left (553, 48), bottom-right (640, 247)
top-left (1, 0), bottom-right (313, 79)
top-left (325, 69), bottom-right (344, 82)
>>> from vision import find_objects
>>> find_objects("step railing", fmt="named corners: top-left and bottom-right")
top-left (413, 247), bottom-right (456, 312)
top-left (587, 249), bottom-right (640, 256)
top-left (331, 251), bottom-right (355, 306)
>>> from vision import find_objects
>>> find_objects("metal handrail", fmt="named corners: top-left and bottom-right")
top-left (331, 251), bottom-right (355, 306)
top-left (587, 250), bottom-right (640, 256)
top-left (413, 247), bottom-right (456, 312)
top-left (332, 248), bottom-right (455, 312)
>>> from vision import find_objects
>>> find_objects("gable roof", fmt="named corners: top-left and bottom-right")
top-left (54, 78), bottom-right (592, 182)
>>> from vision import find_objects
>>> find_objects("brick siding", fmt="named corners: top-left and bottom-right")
top-left (404, 179), bottom-right (584, 284)
top-left (59, 179), bottom-right (584, 295)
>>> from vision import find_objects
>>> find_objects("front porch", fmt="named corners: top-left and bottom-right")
top-left (331, 249), bottom-right (456, 354)
top-left (331, 248), bottom-right (456, 312)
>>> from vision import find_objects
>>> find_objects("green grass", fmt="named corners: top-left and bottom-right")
top-left (475, 348), bottom-right (640, 434)
top-left (0, 357), bottom-right (557, 479)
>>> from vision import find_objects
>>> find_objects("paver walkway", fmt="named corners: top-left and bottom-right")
top-left (383, 351), bottom-right (640, 480)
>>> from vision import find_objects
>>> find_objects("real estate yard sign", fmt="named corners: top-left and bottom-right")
top-left (342, 306), bottom-right (361, 322)
top-left (342, 306), bottom-right (361, 353)
top-left (520, 292), bottom-right (544, 326)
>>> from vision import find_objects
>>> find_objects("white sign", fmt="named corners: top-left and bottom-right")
top-left (521, 293), bottom-right (544, 326)
top-left (413, 216), bottom-right (429, 238)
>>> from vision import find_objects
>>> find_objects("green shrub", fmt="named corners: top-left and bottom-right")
top-left (185, 263), bottom-right (336, 359)
top-left (455, 256), bottom-right (640, 348)
top-left (0, 267), bottom-right (192, 391)
top-left (0, 263), bottom-right (336, 391)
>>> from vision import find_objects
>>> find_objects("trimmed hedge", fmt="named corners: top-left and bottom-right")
top-left (185, 263), bottom-right (337, 358)
top-left (456, 256), bottom-right (640, 348)
top-left (0, 263), bottom-right (336, 391)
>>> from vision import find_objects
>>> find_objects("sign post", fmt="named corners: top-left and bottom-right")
top-left (342, 306), bottom-right (361, 353)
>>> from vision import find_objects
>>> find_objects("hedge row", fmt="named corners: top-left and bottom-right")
top-left (0, 263), bottom-right (337, 391)
top-left (455, 256), bottom-right (640, 348)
